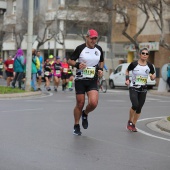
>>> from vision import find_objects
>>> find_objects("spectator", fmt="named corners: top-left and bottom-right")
top-left (36, 50), bottom-right (43, 91)
top-left (167, 63), bottom-right (170, 92)
top-left (31, 49), bottom-right (40, 91)
top-left (12, 49), bottom-right (25, 89)
top-left (0, 57), bottom-right (4, 79)
top-left (4, 56), bottom-right (14, 86)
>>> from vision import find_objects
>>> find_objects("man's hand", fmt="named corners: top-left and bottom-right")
top-left (98, 70), bottom-right (103, 78)
top-left (79, 63), bottom-right (86, 69)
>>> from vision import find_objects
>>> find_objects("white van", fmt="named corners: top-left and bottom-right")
top-left (109, 63), bottom-right (156, 89)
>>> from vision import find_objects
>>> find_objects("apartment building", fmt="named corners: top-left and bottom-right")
top-left (0, 0), bottom-right (6, 57)
top-left (111, 1), bottom-right (170, 85)
top-left (1, 0), bottom-right (110, 61)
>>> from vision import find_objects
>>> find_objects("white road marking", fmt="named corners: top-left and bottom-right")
top-left (138, 117), bottom-right (170, 142)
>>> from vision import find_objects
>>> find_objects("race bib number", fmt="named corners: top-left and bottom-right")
top-left (82, 67), bottom-right (95, 78)
top-left (0, 65), bottom-right (3, 69)
top-left (44, 71), bottom-right (50, 76)
top-left (56, 70), bottom-right (60, 74)
top-left (63, 68), bottom-right (68, 73)
top-left (8, 64), bottom-right (13, 69)
top-left (135, 75), bottom-right (147, 85)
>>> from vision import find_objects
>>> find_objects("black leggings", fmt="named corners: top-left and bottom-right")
top-left (13, 72), bottom-right (24, 88)
top-left (129, 87), bottom-right (147, 114)
top-left (167, 77), bottom-right (170, 88)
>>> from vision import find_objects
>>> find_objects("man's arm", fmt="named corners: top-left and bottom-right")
top-left (99, 61), bottom-right (104, 69)
top-left (68, 59), bottom-right (86, 70)
top-left (68, 59), bottom-right (76, 67)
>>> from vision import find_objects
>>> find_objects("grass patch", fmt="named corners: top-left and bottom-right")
top-left (167, 117), bottom-right (170, 121)
top-left (0, 86), bottom-right (25, 94)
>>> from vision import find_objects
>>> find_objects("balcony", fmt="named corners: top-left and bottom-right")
top-left (0, 1), bottom-right (7, 9)
top-left (3, 14), bottom-right (16, 25)
top-left (45, 8), bottom-right (108, 23)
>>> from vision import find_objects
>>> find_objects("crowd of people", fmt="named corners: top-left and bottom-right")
top-left (0, 49), bottom-right (74, 92)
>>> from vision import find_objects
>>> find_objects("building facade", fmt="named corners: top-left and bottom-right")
top-left (1, 0), bottom-right (110, 61)
top-left (111, 1), bottom-right (170, 85)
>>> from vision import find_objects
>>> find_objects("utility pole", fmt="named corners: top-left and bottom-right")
top-left (54, 0), bottom-right (59, 57)
top-left (25, 0), bottom-right (33, 91)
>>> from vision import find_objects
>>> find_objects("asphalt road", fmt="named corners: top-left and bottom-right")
top-left (0, 87), bottom-right (170, 170)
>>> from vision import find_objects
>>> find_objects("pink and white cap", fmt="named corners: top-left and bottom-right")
top-left (87, 29), bottom-right (98, 38)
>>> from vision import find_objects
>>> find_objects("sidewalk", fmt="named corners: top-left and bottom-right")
top-left (148, 89), bottom-right (170, 134)
top-left (156, 117), bottom-right (170, 133)
top-left (149, 89), bottom-right (170, 96)
top-left (0, 91), bottom-right (42, 98)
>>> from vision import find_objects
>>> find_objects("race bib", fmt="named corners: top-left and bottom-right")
top-left (56, 70), bottom-right (60, 74)
top-left (0, 65), bottom-right (3, 69)
top-left (63, 68), bottom-right (68, 73)
top-left (135, 75), bottom-right (147, 85)
top-left (8, 64), bottom-right (13, 69)
top-left (44, 71), bottom-right (50, 76)
top-left (82, 67), bottom-right (95, 78)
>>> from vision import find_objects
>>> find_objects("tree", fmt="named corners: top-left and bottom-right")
top-left (148, 0), bottom-right (170, 50)
top-left (34, 14), bottom-right (56, 50)
top-left (106, 0), bottom-right (150, 53)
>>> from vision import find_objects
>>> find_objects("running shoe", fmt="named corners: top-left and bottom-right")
top-left (37, 88), bottom-right (42, 91)
top-left (73, 124), bottom-right (82, 136)
top-left (82, 110), bottom-right (88, 129)
top-left (127, 120), bottom-right (133, 131)
top-left (54, 87), bottom-right (57, 92)
top-left (11, 82), bottom-right (15, 88)
top-left (46, 87), bottom-right (51, 91)
top-left (132, 124), bottom-right (137, 132)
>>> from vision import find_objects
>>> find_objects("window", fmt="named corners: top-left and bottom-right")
top-left (114, 66), bottom-right (122, 74)
top-left (12, 1), bottom-right (16, 15)
top-left (149, 9), bottom-right (159, 21)
top-left (11, 28), bottom-right (15, 41)
top-left (48, 0), bottom-right (52, 10)
top-left (47, 28), bottom-right (52, 39)
top-left (65, 0), bottom-right (79, 6)
top-left (115, 7), bottom-right (127, 23)
top-left (34, 0), bottom-right (39, 10)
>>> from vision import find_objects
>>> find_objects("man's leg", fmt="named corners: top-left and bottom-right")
top-left (81, 90), bottom-right (98, 129)
top-left (73, 94), bottom-right (85, 135)
top-left (85, 90), bottom-right (99, 114)
top-left (74, 94), bottom-right (85, 125)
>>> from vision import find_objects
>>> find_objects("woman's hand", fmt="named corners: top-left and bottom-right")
top-left (150, 74), bottom-right (156, 81)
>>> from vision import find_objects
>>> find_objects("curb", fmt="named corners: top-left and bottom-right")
top-left (0, 91), bottom-right (42, 98)
top-left (156, 117), bottom-right (170, 133)
top-left (149, 90), bottom-right (170, 96)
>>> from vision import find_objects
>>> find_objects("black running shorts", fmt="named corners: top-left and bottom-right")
top-left (75, 79), bottom-right (98, 94)
top-left (6, 71), bottom-right (13, 77)
top-left (61, 73), bottom-right (69, 80)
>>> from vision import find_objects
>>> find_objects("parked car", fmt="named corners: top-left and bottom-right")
top-left (109, 63), bottom-right (156, 89)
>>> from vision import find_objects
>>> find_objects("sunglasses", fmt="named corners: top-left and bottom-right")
top-left (141, 52), bottom-right (149, 55)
